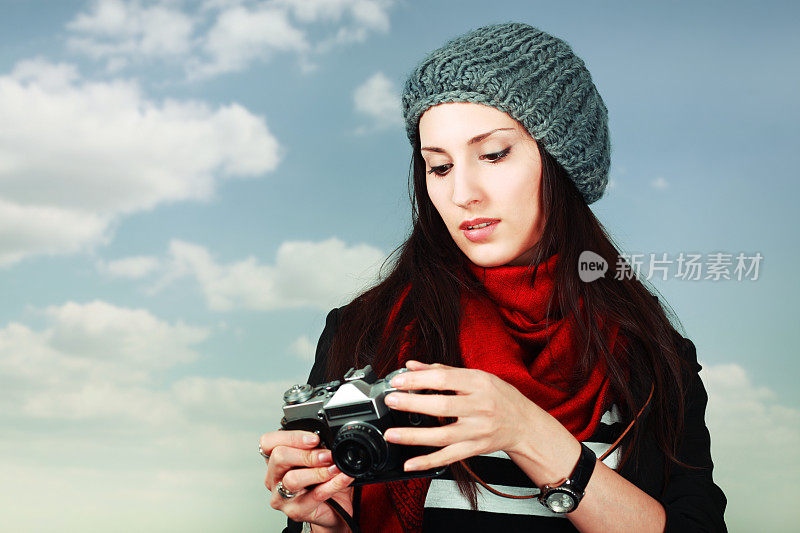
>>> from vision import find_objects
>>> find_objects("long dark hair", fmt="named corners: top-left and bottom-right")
top-left (324, 130), bottom-right (697, 507)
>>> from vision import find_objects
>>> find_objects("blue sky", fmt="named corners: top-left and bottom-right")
top-left (1, 1), bottom-right (798, 531)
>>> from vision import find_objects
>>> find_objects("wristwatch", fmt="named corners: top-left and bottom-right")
top-left (538, 443), bottom-right (597, 513)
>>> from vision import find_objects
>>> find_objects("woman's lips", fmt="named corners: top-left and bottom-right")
top-left (462, 221), bottom-right (499, 242)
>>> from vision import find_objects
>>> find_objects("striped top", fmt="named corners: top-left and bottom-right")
top-left (285, 307), bottom-right (728, 533)
top-left (421, 403), bottom-right (623, 532)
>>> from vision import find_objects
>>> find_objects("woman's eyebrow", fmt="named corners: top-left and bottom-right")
top-left (421, 127), bottom-right (515, 153)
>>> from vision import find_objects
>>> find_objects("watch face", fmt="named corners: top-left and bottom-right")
top-left (545, 490), bottom-right (576, 513)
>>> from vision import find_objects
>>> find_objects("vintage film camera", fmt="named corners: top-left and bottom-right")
top-left (281, 365), bottom-right (446, 485)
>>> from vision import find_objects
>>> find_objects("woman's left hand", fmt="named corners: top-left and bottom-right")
top-left (383, 360), bottom-right (550, 472)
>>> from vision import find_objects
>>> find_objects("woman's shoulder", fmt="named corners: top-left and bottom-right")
top-left (669, 327), bottom-right (701, 371)
top-left (306, 306), bottom-right (344, 386)
top-left (648, 294), bottom-right (702, 373)
top-left (322, 306), bottom-right (343, 333)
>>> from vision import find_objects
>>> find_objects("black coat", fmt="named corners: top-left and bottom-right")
top-left (284, 307), bottom-right (728, 532)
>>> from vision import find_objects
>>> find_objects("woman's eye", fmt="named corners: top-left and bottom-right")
top-left (426, 147), bottom-right (511, 178)
top-left (482, 146), bottom-right (512, 162)
top-left (428, 164), bottom-right (452, 177)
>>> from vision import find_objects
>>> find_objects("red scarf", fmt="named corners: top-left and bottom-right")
top-left (358, 253), bottom-right (625, 532)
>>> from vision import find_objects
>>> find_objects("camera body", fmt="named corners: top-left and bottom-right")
top-left (281, 365), bottom-right (446, 485)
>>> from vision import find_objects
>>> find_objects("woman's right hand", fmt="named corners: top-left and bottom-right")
top-left (261, 429), bottom-right (355, 532)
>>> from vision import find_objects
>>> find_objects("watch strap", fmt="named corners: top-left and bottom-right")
top-left (569, 442), bottom-right (597, 494)
top-left (538, 442), bottom-right (597, 512)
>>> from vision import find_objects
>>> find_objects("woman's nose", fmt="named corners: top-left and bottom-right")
top-left (450, 162), bottom-right (483, 209)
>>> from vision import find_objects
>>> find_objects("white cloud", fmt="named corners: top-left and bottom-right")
top-left (152, 237), bottom-right (387, 311)
top-left (651, 176), bottom-right (669, 190)
top-left (0, 301), bottom-right (208, 417)
top-left (289, 334), bottom-right (315, 361)
top-left (44, 300), bottom-right (206, 369)
top-left (275, 0), bottom-right (390, 30)
top-left (353, 71), bottom-right (402, 133)
top-left (0, 302), bottom-right (296, 530)
top-left (190, 5), bottom-right (309, 79)
top-left (0, 57), bottom-right (282, 266)
top-left (701, 361), bottom-right (800, 532)
top-left (0, 297), bottom-right (288, 434)
top-left (66, 0), bottom-right (195, 70)
top-left (278, 0), bottom-right (393, 53)
top-left (66, 0), bottom-right (397, 79)
top-left (98, 255), bottom-right (161, 278)
top-left (0, 199), bottom-right (111, 266)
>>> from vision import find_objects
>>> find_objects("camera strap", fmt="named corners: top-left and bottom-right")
top-left (460, 381), bottom-right (655, 500)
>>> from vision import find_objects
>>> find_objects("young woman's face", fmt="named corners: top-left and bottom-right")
top-left (419, 102), bottom-right (545, 267)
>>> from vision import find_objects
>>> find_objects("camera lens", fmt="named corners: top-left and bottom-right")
top-left (342, 443), bottom-right (368, 469)
top-left (332, 421), bottom-right (388, 478)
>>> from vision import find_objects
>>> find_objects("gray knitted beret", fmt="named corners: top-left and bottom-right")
top-left (401, 22), bottom-right (610, 204)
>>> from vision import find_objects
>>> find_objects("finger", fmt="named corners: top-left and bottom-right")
top-left (389, 367), bottom-right (474, 393)
top-left (269, 487), bottom-right (306, 512)
top-left (405, 360), bottom-right (453, 370)
top-left (384, 423), bottom-right (458, 447)
top-left (282, 464), bottom-right (339, 493)
top-left (267, 447), bottom-right (333, 490)
top-left (270, 490), bottom-right (341, 525)
top-left (260, 430), bottom-right (320, 457)
top-left (384, 391), bottom-right (467, 417)
top-left (404, 441), bottom-right (477, 471)
top-left (309, 471), bottom-right (354, 502)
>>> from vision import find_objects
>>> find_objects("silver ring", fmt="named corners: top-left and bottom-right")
top-left (276, 480), bottom-right (297, 499)
top-left (258, 441), bottom-right (269, 460)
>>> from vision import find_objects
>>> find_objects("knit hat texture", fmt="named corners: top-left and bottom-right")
top-left (401, 21), bottom-right (611, 204)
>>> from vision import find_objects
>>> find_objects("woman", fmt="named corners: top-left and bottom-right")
top-left (260, 22), bottom-right (727, 532)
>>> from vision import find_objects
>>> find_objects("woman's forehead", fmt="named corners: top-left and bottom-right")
top-left (419, 103), bottom-right (533, 151)
top-left (419, 103), bottom-right (522, 144)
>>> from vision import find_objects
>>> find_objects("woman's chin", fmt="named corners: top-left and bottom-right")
top-left (461, 247), bottom-right (515, 268)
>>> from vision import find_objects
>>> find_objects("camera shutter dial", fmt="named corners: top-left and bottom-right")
top-left (385, 368), bottom-right (409, 382)
top-left (283, 384), bottom-right (314, 405)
